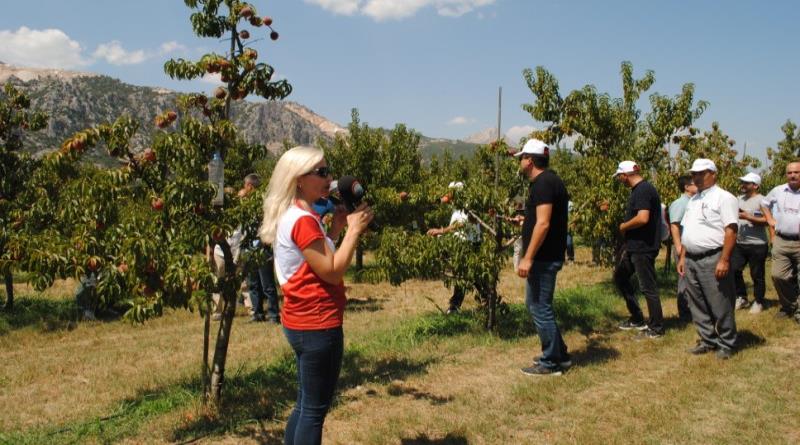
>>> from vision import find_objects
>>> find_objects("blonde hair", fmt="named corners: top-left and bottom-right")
top-left (259, 145), bottom-right (325, 244)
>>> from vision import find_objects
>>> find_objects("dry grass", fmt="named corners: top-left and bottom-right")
top-left (1, 247), bottom-right (799, 444)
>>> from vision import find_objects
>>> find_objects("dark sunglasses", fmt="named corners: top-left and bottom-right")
top-left (304, 166), bottom-right (332, 178)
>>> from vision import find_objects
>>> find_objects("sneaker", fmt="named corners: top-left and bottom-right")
top-left (715, 348), bottom-right (734, 360)
top-left (618, 319), bottom-right (647, 331)
top-left (534, 356), bottom-right (573, 369)
top-left (248, 314), bottom-right (266, 323)
top-left (635, 328), bottom-right (664, 340)
top-left (521, 363), bottom-right (563, 376)
top-left (775, 309), bottom-right (793, 319)
top-left (735, 297), bottom-right (749, 310)
top-left (687, 342), bottom-right (717, 355)
top-left (446, 307), bottom-right (460, 315)
top-left (748, 302), bottom-right (764, 314)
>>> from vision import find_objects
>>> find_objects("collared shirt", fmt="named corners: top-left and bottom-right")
top-left (681, 185), bottom-right (739, 254)
top-left (763, 184), bottom-right (800, 237)
top-left (449, 210), bottom-right (481, 243)
top-left (737, 193), bottom-right (767, 245)
top-left (669, 194), bottom-right (691, 225)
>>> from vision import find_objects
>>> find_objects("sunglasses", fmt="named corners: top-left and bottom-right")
top-left (304, 166), bottom-right (332, 178)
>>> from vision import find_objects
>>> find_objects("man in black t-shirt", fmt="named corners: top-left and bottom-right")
top-left (515, 138), bottom-right (570, 376)
top-left (613, 160), bottom-right (665, 337)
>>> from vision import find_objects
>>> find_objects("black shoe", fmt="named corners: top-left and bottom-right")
top-left (775, 309), bottom-right (793, 319)
top-left (687, 342), bottom-right (717, 355)
top-left (534, 356), bottom-right (573, 369)
top-left (446, 307), bottom-right (460, 315)
top-left (635, 328), bottom-right (664, 340)
top-left (715, 348), bottom-right (734, 360)
top-left (521, 363), bottom-right (563, 376)
top-left (619, 319), bottom-right (647, 331)
top-left (267, 317), bottom-right (281, 324)
top-left (248, 315), bottom-right (266, 323)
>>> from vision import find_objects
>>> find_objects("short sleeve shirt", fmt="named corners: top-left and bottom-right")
top-left (681, 185), bottom-right (739, 254)
top-left (449, 210), bottom-right (481, 243)
top-left (624, 180), bottom-right (662, 253)
top-left (669, 194), bottom-right (690, 225)
top-left (521, 170), bottom-right (569, 262)
top-left (737, 194), bottom-right (767, 245)
top-left (762, 184), bottom-right (800, 237)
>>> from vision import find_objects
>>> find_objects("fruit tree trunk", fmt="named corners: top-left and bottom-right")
top-left (3, 271), bottom-right (12, 310)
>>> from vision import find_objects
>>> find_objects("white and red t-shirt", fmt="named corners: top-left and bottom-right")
top-left (275, 204), bottom-right (346, 330)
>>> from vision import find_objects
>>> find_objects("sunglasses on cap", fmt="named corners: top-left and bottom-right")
top-left (304, 166), bottom-right (332, 178)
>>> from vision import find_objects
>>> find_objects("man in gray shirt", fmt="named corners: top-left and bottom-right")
top-left (669, 175), bottom-right (697, 321)
top-left (762, 161), bottom-right (800, 324)
top-left (731, 173), bottom-right (769, 314)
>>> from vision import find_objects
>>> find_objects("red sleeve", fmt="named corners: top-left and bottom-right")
top-left (292, 215), bottom-right (325, 250)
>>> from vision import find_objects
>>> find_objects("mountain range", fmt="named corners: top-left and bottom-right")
top-left (0, 62), bottom-right (481, 164)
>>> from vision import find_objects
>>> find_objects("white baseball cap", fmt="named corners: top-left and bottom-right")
top-left (739, 172), bottom-right (761, 185)
top-left (689, 158), bottom-right (717, 173)
top-left (613, 160), bottom-right (640, 177)
top-left (513, 138), bottom-right (550, 157)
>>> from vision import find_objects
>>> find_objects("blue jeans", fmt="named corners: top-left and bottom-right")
top-left (525, 261), bottom-right (568, 369)
top-left (283, 326), bottom-right (344, 445)
top-left (248, 259), bottom-right (279, 321)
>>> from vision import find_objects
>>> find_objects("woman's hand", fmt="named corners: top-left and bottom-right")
top-left (346, 202), bottom-right (374, 234)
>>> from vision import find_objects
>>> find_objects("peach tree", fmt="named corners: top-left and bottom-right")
top-left (523, 61), bottom-right (710, 264)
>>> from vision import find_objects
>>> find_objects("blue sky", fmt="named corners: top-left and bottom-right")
top-left (1, 0), bottom-right (798, 162)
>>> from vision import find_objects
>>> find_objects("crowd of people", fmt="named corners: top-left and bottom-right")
top-left (72, 140), bottom-right (799, 444)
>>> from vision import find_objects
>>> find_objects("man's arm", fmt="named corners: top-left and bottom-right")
top-left (619, 209), bottom-right (650, 233)
top-left (715, 224), bottom-right (738, 279)
top-left (670, 223), bottom-right (682, 256)
top-left (517, 203), bottom-right (552, 277)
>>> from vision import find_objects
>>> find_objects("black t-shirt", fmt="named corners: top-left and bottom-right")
top-left (624, 180), bottom-right (662, 253)
top-left (522, 170), bottom-right (569, 262)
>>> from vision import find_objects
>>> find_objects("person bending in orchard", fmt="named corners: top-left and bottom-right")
top-left (678, 159), bottom-right (739, 360)
top-left (612, 160), bottom-right (665, 338)
top-left (259, 145), bottom-right (373, 445)
top-left (515, 138), bottom-right (571, 376)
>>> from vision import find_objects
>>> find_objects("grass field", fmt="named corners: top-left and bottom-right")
top-left (1, 247), bottom-right (799, 444)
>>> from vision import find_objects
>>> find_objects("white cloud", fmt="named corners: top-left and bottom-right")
top-left (505, 125), bottom-right (537, 144)
top-left (159, 41), bottom-right (188, 55)
top-left (448, 116), bottom-right (474, 125)
top-left (0, 26), bottom-right (90, 69)
top-left (305, 0), bottom-right (495, 21)
top-left (92, 41), bottom-right (148, 65)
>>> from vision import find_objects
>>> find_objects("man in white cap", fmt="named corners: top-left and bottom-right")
top-left (515, 138), bottom-right (571, 376)
top-left (678, 158), bottom-right (739, 359)
top-left (762, 161), bottom-right (800, 324)
top-left (612, 160), bottom-right (665, 338)
top-left (426, 180), bottom-right (482, 314)
top-left (731, 172), bottom-right (769, 314)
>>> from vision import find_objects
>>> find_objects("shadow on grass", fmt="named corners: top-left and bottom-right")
top-left (168, 348), bottom-right (437, 443)
top-left (0, 296), bottom-right (80, 335)
top-left (400, 433), bottom-right (469, 445)
top-left (346, 296), bottom-right (386, 313)
top-left (570, 336), bottom-right (620, 367)
top-left (387, 382), bottom-right (454, 406)
top-left (736, 329), bottom-right (766, 351)
top-left (0, 296), bottom-right (127, 335)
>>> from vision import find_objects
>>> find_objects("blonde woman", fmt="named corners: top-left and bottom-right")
top-left (259, 145), bottom-right (372, 445)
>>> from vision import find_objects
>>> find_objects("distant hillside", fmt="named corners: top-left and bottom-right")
top-left (0, 63), bottom-right (482, 164)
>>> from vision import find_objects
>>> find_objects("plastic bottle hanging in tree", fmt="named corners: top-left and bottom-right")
top-left (208, 151), bottom-right (224, 206)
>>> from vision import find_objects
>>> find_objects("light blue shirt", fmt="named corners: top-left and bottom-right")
top-left (763, 184), bottom-right (800, 236)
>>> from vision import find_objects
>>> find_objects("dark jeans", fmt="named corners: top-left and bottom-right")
top-left (75, 272), bottom-right (98, 311)
top-left (248, 259), bottom-right (280, 321)
top-left (449, 280), bottom-right (492, 310)
top-left (566, 233), bottom-right (575, 261)
top-left (525, 261), bottom-right (568, 369)
top-left (283, 326), bottom-right (344, 445)
top-left (731, 243), bottom-right (768, 304)
top-left (614, 250), bottom-right (664, 332)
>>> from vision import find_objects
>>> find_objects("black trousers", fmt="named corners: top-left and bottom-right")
top-left (614, 250), bottom-right (664, 332)
top-left (731, 243), bottom-right (768, 305)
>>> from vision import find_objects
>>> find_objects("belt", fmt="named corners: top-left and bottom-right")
top-left (777, 232), bottom-right (800, 241)
top-left (685, 247), bottom-right (722, 260)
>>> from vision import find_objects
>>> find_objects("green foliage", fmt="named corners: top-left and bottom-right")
top-left (761, 120), bottom-right (800, 191)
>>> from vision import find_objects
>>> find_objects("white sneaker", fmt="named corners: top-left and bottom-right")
top-left (749, 302), bottom-right (764, 314)
top-left (735, 297), bottom-right (748, 310)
